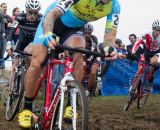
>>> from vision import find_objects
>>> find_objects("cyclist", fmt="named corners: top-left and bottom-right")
top-left (5, 0), bottom-right (41, 127)
top-left (83, 23), bottom-right (99, 96)
top-left (132, 19), bottom-right (160, 92)
top-left (6, 0), bottom-right (42, 54)
top-left (19, 0), bottom-right (121, 128)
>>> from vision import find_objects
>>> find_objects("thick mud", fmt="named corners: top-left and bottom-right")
top-left (1, 95), bottom-right (160, 130)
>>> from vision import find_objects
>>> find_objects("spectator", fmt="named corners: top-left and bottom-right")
top-left (115, 38), bottom-right (126, 59)
top-left (126, 33), bottom-right (137, 59)
top-left (0, 3), bottom-right (12, 68)
top-left (129, 33), bottom-right (137, 45)
top-left (115, 38), bottom-right (125, 49)
top-left (1, 3), bottom-right (11, 36)
top-left (11, 7), bottom-right (20, 44)
top-left (0, 6), bottom-right (6, 68)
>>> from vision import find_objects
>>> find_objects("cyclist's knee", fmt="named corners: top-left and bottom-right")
top-left (30, 44), bottom-right (48, 68)
top-left (150, 56), bottom-right (158, 65)
top-left (64, 35), bottom-right (86, 48)
top-left (30, 59), bottom-right (44, 72)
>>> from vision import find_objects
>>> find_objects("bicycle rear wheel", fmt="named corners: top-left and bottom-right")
top-left (6, 67), bottom-right (25, 121)
top-left (50, 80), bottom-right (88, 130)
top-left (124, 75), bottom-right (141, 111)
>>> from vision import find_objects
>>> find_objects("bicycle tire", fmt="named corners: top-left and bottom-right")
top-left (90, 73), bottom-right (98, 97)
top-left (137, 94), bottom-right (149, 110)
top-left (124, 75), bottom-right (141, 111)
top-left (50, 80), bottom-right (88, 130)
top-left (137, 80), bottom-right (149, 110)
top-left (6, 67), bottom-right (25, 121)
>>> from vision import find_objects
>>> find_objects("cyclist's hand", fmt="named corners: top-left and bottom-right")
top-left (6, 41), bottom-right (12, 55)
top-left (104, 46), bottom-right (118, 60)
top-left (41, 32), bottom-right (57, 49)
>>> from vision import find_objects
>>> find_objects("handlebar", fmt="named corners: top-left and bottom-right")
top-left (4, 50), bottom-right (32, 61)
top-left (55, 45), bottom-right (105, 58)
top-left (14, 50), bottom-right (32, 56)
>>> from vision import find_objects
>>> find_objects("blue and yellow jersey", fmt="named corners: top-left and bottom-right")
top-left (44, 0), bottom-right (120, 29)
top-left (32, 0), bottom-right (120, 45)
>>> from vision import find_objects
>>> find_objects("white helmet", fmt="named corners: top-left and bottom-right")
top-left (84, 23), bottom-right (94, 33)
top-left (25, 0), bottom-right (41, 12)
top-left (152, 19), bottom-right (160, 31)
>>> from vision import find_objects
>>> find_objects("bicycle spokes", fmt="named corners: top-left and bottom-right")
top-left (51, 81), bottom-right (88, 130)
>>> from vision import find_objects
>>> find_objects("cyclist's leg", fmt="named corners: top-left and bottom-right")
top-left (62, 33), bottom-right (86, 82)
top-left (148, 55), bottom-right (159, 89)
top-left (25, 44), bottom-right (47, 99)
top-left (17, 35), bottom-right (47, 128)
top-left (61, 32), bottom-right (86, 119)
top-left (88, 63), bottom-right (99, 92)
top-left (18, 44), bottom-right (47, 128)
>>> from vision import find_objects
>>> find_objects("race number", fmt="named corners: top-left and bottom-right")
top-left (57, 0), bottom-right (74, 13)
top-left (112, 14), bottom-right (119, 27)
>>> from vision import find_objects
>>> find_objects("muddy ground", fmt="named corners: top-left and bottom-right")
top-left (1, 95), bottom-right (160, 130)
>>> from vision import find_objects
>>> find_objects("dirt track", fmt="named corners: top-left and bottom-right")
top-left (1, 95), bottom-right (160, 130)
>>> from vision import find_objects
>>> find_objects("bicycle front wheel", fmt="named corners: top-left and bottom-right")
top-left (6, 67), bottom-right (25, 121)
top-left (124, 75), bottom-right (141, 111)
top-left (50, 80), bottom-right (88, 130)
top-left (137, 90), bottom-right (149, 110)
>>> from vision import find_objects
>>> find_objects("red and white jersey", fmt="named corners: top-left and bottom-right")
top-left (132, 30), bottom-right (160, 53)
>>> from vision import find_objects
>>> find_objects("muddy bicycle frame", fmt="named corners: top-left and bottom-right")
top-left (131, 54), bottom-right (152, 96)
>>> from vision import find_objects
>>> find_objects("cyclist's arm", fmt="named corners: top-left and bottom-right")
top-left (103, 2), bottom-right (120, 49)
top-left (91, 35), bottom-right (98, 50)
top-left (43, 0), bottom-right (79, 34)
top-left (132, 39), bottom-right (144, 54)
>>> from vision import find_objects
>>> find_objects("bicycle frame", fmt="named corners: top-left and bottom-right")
top-left (33, 56), bottom-right (76, 129)
top-left (130, 54), bottom-right (149, 97)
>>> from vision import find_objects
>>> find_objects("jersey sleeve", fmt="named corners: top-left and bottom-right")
top-left (132, 39), bottom-right (144, 54)
top-left (91, 35), bottom-right (98, 44)
top-left (105, 0), bottom-right (121, 30)
top-left (56, 0), bottom-right (79, 14)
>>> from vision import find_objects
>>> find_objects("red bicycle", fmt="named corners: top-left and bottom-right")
top-left (124, 54), bottom-right (157, 111)
top-left (31, 45), bottom-right (104, 130)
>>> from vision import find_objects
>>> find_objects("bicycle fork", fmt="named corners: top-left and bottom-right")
top-left (58, 73), bottom-right (74, 130)
top-left (70, 88), bottom-right (78, 130)
top-left (58, 85), bottom-right (66, 130)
